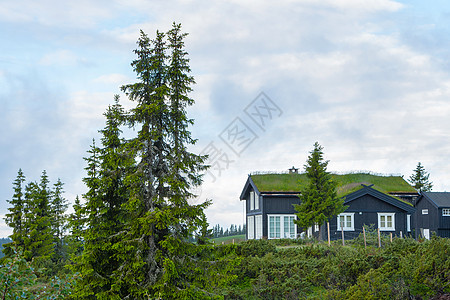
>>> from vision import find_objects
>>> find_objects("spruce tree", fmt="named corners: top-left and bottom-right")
top-left (117, 24), bottom-right (209, 298)
top-left (408, 162), bottom-right (433, 192)
top-left (50, 178), bottom-right (68, 265)
top-left (67, 195), bottom-right (84, 260)
top-left (73, 97), bottom-right (132, 298)
top-left (294, 142), bottom-right (345, 240)
top-left (5, 169), bottom-right (26, 249)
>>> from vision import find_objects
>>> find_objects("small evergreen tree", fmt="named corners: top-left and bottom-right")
top-left (408, 162), bottom-right (433, 192)
top-left (50, 178), bottom-right (68, 266)
top-left (294, 142), bottom-right (345, 240)
top-left (5, 169), bottom-right (27, 251)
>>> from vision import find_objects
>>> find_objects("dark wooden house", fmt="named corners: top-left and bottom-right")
top-left (414, 192), bottom-right (450, 239)
top-left (328, 184), bottom-right (416, 240)
top-left (240, 171), bottom-right (418, 240)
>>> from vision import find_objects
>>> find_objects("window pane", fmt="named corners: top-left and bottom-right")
top-left (346, 216), bottom-right (351, 228)
top-left (387, 216), bottom-right (392, 228)
top-left (380, 216), bottom-right (385, 228)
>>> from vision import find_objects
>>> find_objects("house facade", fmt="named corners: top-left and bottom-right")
top-left (329, 184), bottom-right (416, 240)
top-left (240, 171), bottom-right (418, 240)
top-left (414, 192), bottom-right (450, 239)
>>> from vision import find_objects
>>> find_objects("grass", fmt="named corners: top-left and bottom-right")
top-left (251, 172), bottom-right (416, 196)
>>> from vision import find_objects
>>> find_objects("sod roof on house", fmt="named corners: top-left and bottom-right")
top-left (250, 173), bottom-right (416, 198)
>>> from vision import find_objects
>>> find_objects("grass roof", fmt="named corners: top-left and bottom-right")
top-left (251, 172), bottom-right (416, 197)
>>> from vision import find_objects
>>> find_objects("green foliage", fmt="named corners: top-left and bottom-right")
top-left (294, 142), bottom-right (345, 238)
top-left (408, 162), bottom-right (433, 192)
top-left (0, 247), bottom-right (75, 299)
top-left (225, 237), bottom-right (450, 299)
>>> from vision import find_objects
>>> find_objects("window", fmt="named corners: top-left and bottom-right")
top-left (249, 191), bottom-right (254, 211)
top-left (254, 192), bottom-right (259, 210)
top-left (284, 216), bottom-right (296, 238)
top-left (247, 216), bottom-right (254, 239)
top-left (443, 209), bottom-right (450, 216)
top-left (337, 213), bottom-right (354, 231)
top-left (378, 213), bottom-right (395, 231)
top-left (268, 215), bottom-right (296, 239)
top-left (255, 215), bottom-right (262, 239)
top-left (407, 214), bottom-right (411, 232)
top-left (422, 209), bottom-right (428, 215)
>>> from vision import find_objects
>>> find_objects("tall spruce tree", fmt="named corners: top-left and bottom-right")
top-left (294, 142), bottom-right (345, 240)
top-left (117, 24), bottom-right (209, 298)
top-left (408, 162), bottom-right (433, 192)
top-left (67, 195), bottom-right (84, 260)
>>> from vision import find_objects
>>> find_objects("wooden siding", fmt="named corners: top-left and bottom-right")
top-left (414, 197), bottom-right (439, 238)
top-left (329, 194), bottom-right (411, 239)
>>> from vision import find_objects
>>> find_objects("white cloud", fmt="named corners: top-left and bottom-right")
top-left (39, 50), bottom-right (85, 66)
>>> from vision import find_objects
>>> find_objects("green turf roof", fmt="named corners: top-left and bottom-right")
top-left (250, 172), bottom-right (416, 197)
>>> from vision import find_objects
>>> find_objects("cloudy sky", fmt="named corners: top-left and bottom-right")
top-left (1, 0), bottom-right (450, 237)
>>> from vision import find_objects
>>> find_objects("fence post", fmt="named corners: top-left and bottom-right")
top-left (327, 222), bottom-right (331, 246)
top-left (378, 228), bottom-right (381, 248)
top-left (233, 239), bottom-right (235, 244)
top-left (363, 226), bottom-right (367, 249)
top-left (341, 225), bottom-right (345, 246)
top-left (390, 232), bottom-right (393, 243)
top-left (400, 231), bottom-right (403, 239)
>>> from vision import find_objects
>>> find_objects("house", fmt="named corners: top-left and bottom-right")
top-left (330, 184), bottom-right (416, 240)
top-left (414, 192), bottom-right (450, 239)
top-left (240, 170), bottom-right (418, 240)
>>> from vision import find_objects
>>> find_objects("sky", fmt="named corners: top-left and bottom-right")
top-left (1, 0), bottom-right (450, 237)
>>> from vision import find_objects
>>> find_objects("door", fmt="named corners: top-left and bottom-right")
top-left (423, 229), bottom-right (430, 240)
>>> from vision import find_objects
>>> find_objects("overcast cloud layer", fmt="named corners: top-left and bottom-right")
top-left (1, 0), bottom-right (450, 236)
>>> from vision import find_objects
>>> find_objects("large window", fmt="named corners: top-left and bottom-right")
top-left (378, 213), bottom-right (395, 231)
top-left (337, 213), bottom-right (354, 231)
top-left (255, 215), bottom-right (262, 239)
top-left (443, 208), bottom-right (450, 216)
top-left (268, 215), bottom-right (296, 239)
top-left (247, 216), bottom-right (254, 239)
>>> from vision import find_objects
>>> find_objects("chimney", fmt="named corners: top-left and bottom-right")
top-left (289, 166), bottom-right (298, 174)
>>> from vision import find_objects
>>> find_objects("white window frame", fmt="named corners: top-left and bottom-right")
top-left (407, 214), bottom-right (411, 232)
top-left (247, 216), bottom-right (254, 239)
top-left (249, 191), bottom-right (254, 211)
top-left (255, 215), bottom-right (262, 239)
top-left (378, 213), bottom-right (395, 231)
top-left (254, 192), bottom-right (259, 210)
top-left (422, 209), bottom-right (428, 215)
top-left (268, 214), bottom-right (297, 239)
top-left (443, 208), bottom-right (450, 216)
top-left (337, 213), bottom-right (355, 231)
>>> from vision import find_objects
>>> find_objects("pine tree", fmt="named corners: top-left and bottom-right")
top-left (67, 195), bottom-right (84, 259)
top-left (117, 24), bottom-right (210, 298)
top-left (294, 142), bottom-right (345, 240)
top-left (50, 178), bottom-right (68, 265)
top-left (22, 171), bottom-right (54, 263)
top-left (408, 162), bottom-right (433, 192)
top-left (5, 169), bottom-right (26, 249)
top-left (73, 97), bottom-right (133, 298)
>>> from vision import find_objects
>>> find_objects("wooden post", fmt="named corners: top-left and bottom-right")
top-left (327, 222), bottom-right (331, 246)
top-left (390, 232), bottom-right (393, 243)
top-left (341, 225), bottom-right (345, 246)
top-left (378, 228), bottom-right (381, 248)
top-left (363, 226), bottom-right (367, 249)
top-left (400, 231), bottom-right (403, 239)
top-left (232, 239), bottom-right (235, 244)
